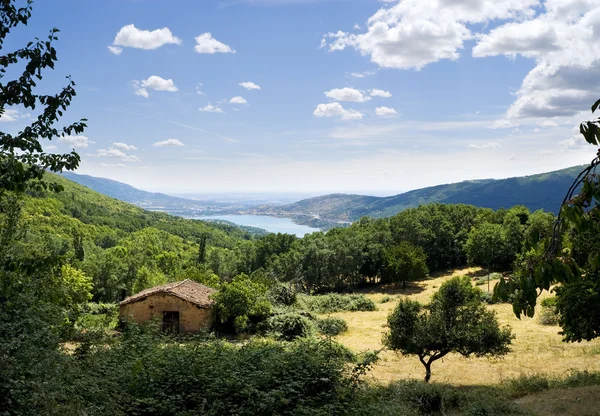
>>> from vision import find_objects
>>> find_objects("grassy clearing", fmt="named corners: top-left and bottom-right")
top-left (327, 267), bottom-right (600, 385)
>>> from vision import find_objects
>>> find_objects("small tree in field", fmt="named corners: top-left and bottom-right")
top-left (382, 241), bottom-right (428, 287)
top-left (384, 276), bottom-right (513, 382)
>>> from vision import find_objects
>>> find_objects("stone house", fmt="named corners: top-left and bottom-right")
top-left (119, 279), bottom-right (217, 333)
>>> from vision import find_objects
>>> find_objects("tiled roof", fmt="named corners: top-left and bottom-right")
top-left (120, 279), bottom-right (217, 308)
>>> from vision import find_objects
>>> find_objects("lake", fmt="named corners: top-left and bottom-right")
top-left (191, 214), bottom-right (320, 237)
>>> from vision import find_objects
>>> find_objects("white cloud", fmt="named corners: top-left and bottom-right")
top-left (90, 147), bottom-right (141, 163)
top-left (153, 138), bottom-right (184, 147)
top-left (194, 33), bottom-right (235, 54)
top-left (132, 76), bottom-right (178, 98)
top-left (107, 45), bottom-right (123, 55)
top-left (196, 83), bottom-right (205, 96)
top-left (350, 70), bottom-right (377, 78)
top-left (370, 88), bottom-right (392, 98)
top-left (324, 87), bottom-right (371, 102)
top-left (59, 135), bottom-right (93, 148)
top-left (112, 142), bottom-right (137, 151)
top-left (110, 24), bottom-right (181, 51)
top-left (199, 104), bottom-right (224, 113)
top-left (313, 102), bottom-right (364, 120)
top-left (230, 96), bottom-right (248, 104)
top-left (468, 142), bottom-right (501, 149)
top-left (0, 108), bottom-right (30, 122)
top-left (239, 81), bottom-right (261, 90)
top-left (471, 1), bottom-right (600, 121)
top-left (375, 106), bottom-right (397, 116)
top-left (100, 163), bottom-right (127, 168)
top-left (323, 0), bottom-right (538, 69)
top-left (45, 145), bottom-right (57, 151)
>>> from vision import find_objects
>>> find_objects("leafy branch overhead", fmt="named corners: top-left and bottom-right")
top-left (495, 99), bottom-right (600, 342)
top-left (0, 0), bottom-right (87, 194)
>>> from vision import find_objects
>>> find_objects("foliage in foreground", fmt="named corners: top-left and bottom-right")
top-left (495, 99), bottom-right (600, 342)
top-left (5, 326), bottom-right (362, 416)
top-left (384, 276), bottom-right (513, 382)
top-left (349, 370), bottom-right (600, 416)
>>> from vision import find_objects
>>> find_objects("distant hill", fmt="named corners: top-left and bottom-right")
top-left (61, 172), bottom-right (204, 211)
top-left (248, 165), bottom-right (584, 225)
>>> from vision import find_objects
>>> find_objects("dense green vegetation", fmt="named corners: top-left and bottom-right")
top-left (256, 165), bottom-right (583, 225)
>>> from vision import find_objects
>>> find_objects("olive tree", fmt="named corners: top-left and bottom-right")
top-left (384, 276), bottom-right (513, 382)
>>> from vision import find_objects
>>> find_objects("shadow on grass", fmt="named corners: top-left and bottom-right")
top-left (357, 281), bottom-right (428, 296)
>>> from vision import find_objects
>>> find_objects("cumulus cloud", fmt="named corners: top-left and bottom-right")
top-left (132, 76), bottom-right (178, 98)
top-left (313, 102), bottom-right (364, 121)
top-left (323, 0), bottom-right (538, 70)
top-left (194, 33), bottom-right (235, 54)
top-left (471, 1), bottom-right (600, 121)
top-left (371, 89), bottom-right (392, 98)
top-left (58, 135), bottom-right (94, 148)
top-left (153, 138), bottom-right (184, 147)
top-left (199, 104), bottom-right (224, 113)
top-left (468, 142), bottom-right (501, 149)
top-left (112, 142), bottom-right (137, 151)
top-left (324, 87), bottom-right (371, 102)
top-left (107, 46), bottom-right (123, 55)
top-left (0, 108), bottom-right (30, 122)
top-left (230, 96), bottom-right (248, 104)
top-left (90, 147), bottom-right (141, 162)
top-left (375, 106), bottom-right (397, 116)
top-left (239, 81), bottom-right (261, 90)
top-left (110, 24), bottom-right (181, 51)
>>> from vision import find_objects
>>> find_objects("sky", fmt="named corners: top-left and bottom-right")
top-left (1, 0), bottom-right (599, 195)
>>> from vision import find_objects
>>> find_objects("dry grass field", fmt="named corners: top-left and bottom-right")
top-left (327, 267), bottom-right (600, 386)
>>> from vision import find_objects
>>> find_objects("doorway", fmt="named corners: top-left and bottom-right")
top-left (162, 311), bottom-right (180, 333)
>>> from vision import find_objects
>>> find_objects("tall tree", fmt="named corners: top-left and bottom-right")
top-left (0, 0), bottom-right (86, 195)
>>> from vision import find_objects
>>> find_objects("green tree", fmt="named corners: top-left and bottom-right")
top-left (0, 0), bottom-right (86, 194)
top-left (384, 276), bottom-right (513, 382)
top-left (495, 99), bottom-right (600, 342)
top-left (382, 241), bottom-right (428, 287)
top-left (212, 273), bottom-right (272, 333)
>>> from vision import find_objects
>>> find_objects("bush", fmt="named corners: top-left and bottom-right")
top-left (317, 317), bottom-right (348, 336)
top-left (379, 295), bottom-right (394, 304)
top-left (74, 333), bottom-right (356, 415)
top-left (261, 313), bottom-right (316, 341)
top-left (539, 296), bottom-right (559, 325)
top-left (298, 294), bottom-right (377, 314)
top-left (268, 283), bottom-right (298, 306)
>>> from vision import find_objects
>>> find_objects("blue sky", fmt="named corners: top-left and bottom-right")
top-left (2, 0), bottom-right (598, 194)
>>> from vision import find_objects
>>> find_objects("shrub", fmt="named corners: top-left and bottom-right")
top-left (317, 317), bottom-right (348, 336)
top-left (298, 294), bottom-right (377, 314)
top-left (379, 295), bottom-right (394, 303)
top-left (75, 333), bottom-right (356, 415)
top-left (539, 296), bottom-right (559, 325)
top-left (212, 273), bottom-right (272, 333)
top-left (261, 313), bottom-right (316, 341)
top-left (268, 283), bottom-right (297, 306)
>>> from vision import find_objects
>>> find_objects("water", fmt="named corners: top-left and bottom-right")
top-left (191, 214), bottom-right (319, 237)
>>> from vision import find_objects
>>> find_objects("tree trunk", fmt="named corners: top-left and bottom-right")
top-left (424, 362), bottom-right (432, 383)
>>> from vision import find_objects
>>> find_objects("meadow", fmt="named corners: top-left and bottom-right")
top-left (329, 268), bottom-right (600, 386)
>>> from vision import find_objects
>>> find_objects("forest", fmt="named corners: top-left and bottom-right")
top-left (3, 1), bottom-right (600, 415)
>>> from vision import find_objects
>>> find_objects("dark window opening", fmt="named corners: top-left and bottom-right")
top-left (162, 311), bottom-right (180, 333)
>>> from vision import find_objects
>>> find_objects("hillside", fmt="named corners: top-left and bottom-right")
top-left (251, 165), bottom-right (583, 224)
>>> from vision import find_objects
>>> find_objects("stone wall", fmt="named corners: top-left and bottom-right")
top-left (120, 293), bottom-right (215, 333)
